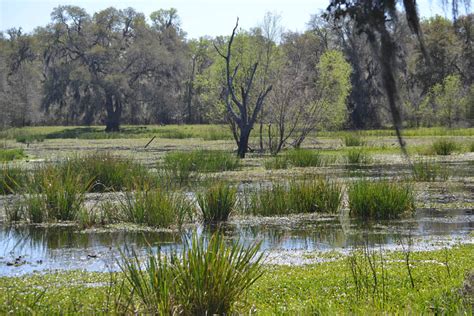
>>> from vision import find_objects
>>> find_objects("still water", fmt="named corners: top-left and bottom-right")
top-left (1, 207), bottom-right (472, 276)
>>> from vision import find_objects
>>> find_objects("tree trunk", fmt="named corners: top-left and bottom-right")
top-left (105, 93), bottom-right (122, 132)
top-left (237, 126), bottom-right (251, 158)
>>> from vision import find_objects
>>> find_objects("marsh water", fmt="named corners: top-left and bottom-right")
top-left (0, 206), bottom-right (472, 276)
top-left (0, 159), bottom-right (473, 276)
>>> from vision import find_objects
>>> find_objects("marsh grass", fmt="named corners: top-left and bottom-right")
top-left (64, 152), bottom-right (152, 192)
top-left (431, 139), bottom-right (459, 155)
top-left (8, 165), bottom-right (91, 222)
top-left (0, 165), bottom-right (26, 194)
top-left (197, 182), bottom-right (237, 222)
top-left (348, 179), bottom-right (415, 219)
top-left (0, 148), bottom-right (26, 161)
top-left (413, 159), bottom-right (449, 182)
top-left (346, 148), bottom-right (372, 164)
top-left (245, 179), bottom-right (342, 216)
top-left (344, 134), bottom-right (366, 147)
top-left (162, 150), bottom-right (239, 184)
top-left (119, 188), bottom-right (193, 228)
top-left (286, 149), bottom-right (323, 167)
top-left (119, 232), bottom-right (264, 315)
top-left (264, 156), bottom-right (289, 170)
top-left (174, 233), bottom-right (264, 315)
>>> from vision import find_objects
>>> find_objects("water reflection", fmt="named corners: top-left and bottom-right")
top-left (0, 207), bottom-right (472, 276)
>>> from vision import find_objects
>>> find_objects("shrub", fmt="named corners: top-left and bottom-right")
top-left (346, 149), bottom-right (372, 164)
top-left (413, 160), bottom-right (448, 182)
top-left (348, 179), bottom-right (415, 219)
top-left (0, 148), bottom-right (26, 162)
top-left (119, 189), bottom-right (193, 228)
top-left (198, 182), bottom-right (237, 222)
top-left (431, 139), bottom-right (458, 155)
top-left (119, 232), bottom-right (264, 315)
top-left (286, 149), bottom-right (323, 167)
top-left (344, 134), bottom-right (365, 147)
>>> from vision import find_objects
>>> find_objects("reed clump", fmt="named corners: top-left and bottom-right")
top-left (245, 179), bottom-right (342, 216)
top-left (197, 182), bottom-right (237, 222)
top-left (348, 179), bottom-right (415, 219)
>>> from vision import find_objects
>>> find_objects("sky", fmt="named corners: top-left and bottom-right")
top-left (0, 0), bottom-right (461, 39)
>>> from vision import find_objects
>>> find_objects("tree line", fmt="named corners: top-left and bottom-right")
top-left (0, 6), bottom-right (472, 136)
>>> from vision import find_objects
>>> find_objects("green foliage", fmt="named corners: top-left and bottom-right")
top-left (431, 139), bottom-right (459, 155)
top-left (0, 165), bottom-right (26, 194)
top-left (413, 159), bottom-right (449, 182)
top-left (245, 179), bottom-right (342, 216)
top-left (119, 250), bottom-right (175, 314)
top-left (343, 134), bottom-right (366, 146)
top-left (348, 179), bottom-right (415, 219)
top-left (119, 189), bottom-right (193, 228)
top-left (64, 152), bottom-right (151, 192)
top-left (286, 149), bottom-right (323, 167)
top-left (197, 182), bottom-right (237, 222)
top-left (9, 164), bottom-right (91, 223)
top-left (119, 232), bottom-right (264, 315)
top-left (1, 245), bottom-right (473, 314)
top-left (420, 75), bottom-right (468, 127)
top-left (162, 150), bottom-right (239, 184)
top-left (346, 148), bottom-right (372, 164)
top-left (174, 233), bottom-right (264, 315)
top-left (264, 155), bottom-right (289, 170)
top-left (0, 148), bottom-right (26, 161)
top-left (316, 50), bottom-right (352, 130)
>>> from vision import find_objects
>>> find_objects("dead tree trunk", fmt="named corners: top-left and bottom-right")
top-left (215, 18), bottom-right (272, 158)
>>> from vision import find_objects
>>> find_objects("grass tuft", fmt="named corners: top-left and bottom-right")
top-left (346, 148), bottom-right (372, 164)
top-left (197, 182), bottom-right (237, 222)
top-left (348, 179), bottom-right (415, 219)
top-left (286, 149), bottom-right (323, 167)
top-left (119, 188), bottom-right (193, 228)
top-left (431, 139), bottom-right (459, 155)
top-left (245, 179), bottom-right (342, 216)
top-left (162, 150), bottom-right (239, 184)
top-left (413, 159), bottom-right (448, 182)
top-left (344, 134), bottom-right (366, 147)
top-left (119, 232), bottom-right (264, 315)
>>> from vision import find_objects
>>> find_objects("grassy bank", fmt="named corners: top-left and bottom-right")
top-left (0, 244), bottom-right (472, 314)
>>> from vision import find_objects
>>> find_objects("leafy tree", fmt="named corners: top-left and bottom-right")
top-left (421, 74), bottom-right (469, 127)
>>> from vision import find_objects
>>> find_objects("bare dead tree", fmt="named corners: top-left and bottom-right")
top-left (215, 18), bottom-right (273, 158)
